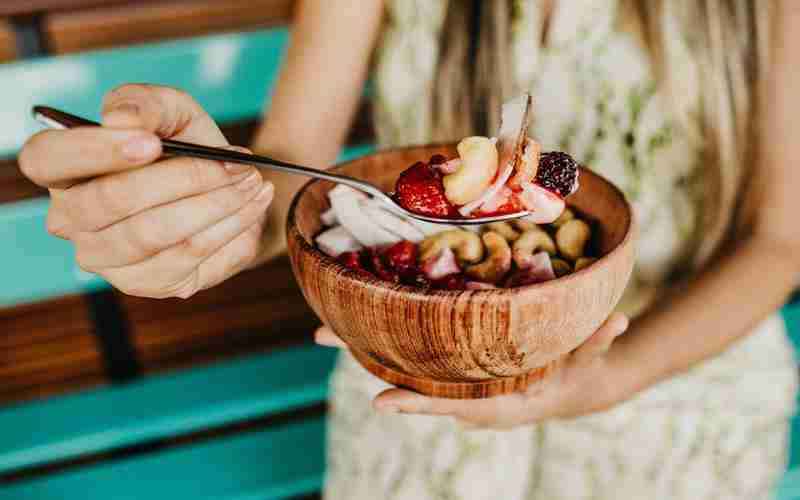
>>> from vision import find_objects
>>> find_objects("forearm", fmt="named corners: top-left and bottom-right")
top-left (612, 235), bottom-right (800, 394)
top-left (250, 0), bottom-right (383, 263)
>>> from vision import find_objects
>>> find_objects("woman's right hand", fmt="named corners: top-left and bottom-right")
top-left (19, 84), bottom-right (274, 299)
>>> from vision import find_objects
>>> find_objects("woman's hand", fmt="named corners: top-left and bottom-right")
top-left (315, 313), bottom-right (631, 430)
top-left (19, 84), bottom-right (274, 299)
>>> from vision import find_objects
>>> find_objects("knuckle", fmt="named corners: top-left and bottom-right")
top-left (183, 157), bottom-right (219, 192)
top-left (94, 175), bottom-right (132, 222)
top-left (124, 215), bottom-right (168, 257)
top-left (237, 231), bottom-right (261, 265)
top-left (104, 83), bottom-right (151, 108)
top-left (18, 133), bottom-right (48, 183)
top-left (73, 248), bottom-right (95, 274)
top-left (181, 233), bottom-right (217, 261)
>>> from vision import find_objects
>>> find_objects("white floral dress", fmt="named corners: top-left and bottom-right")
top-left (324, 1), bottom-right (798, 499)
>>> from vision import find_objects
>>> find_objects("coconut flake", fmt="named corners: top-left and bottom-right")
top-left (329, 186), bottom-right (398, 246)
top-left (315, 225), bottom-right (362, 257)
top-left (321, 207), bottom-right (338, 226)
top-left (422, 247), bottom-right (460, 280)
top-left (519, 184), bottom-right (565, 224)
top-left (360, 199), bottom-right (425, 242)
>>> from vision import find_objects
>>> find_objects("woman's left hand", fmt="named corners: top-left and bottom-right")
top-left (315, 313), bottom-right (632, 430)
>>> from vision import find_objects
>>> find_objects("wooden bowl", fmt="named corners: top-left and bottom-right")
top-left (287, 144), bottom-right (635, 399)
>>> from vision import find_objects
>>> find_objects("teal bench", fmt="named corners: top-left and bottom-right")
top-left (0, 26), bottom-right (798, 499)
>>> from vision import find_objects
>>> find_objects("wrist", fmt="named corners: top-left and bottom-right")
top-left (604, 335), bottom-right (652, 403)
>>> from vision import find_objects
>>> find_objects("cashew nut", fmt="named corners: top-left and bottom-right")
top-left (551, 258), bottom-right (572, 277)
top-left (574, 257), bottom-right (597, 271)
top-left (443, 136), bottom-right (499, 205)
top-left (512, 228), bottom-right (557, 268)
top-left (551, 208), bottom-right (575, 229)
top-left (485, 222), bottom-right (520, 242)
top-left (420, 229), bottom-right (484, 264)
top-left (465, 232), bottom-right (512, 284)
top-left (555, 219), bottom-right (591, 261)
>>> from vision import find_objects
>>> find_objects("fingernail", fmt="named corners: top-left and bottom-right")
top-left (236, 171), bottom-right (262, 192)
top-left (224, 162), bottom-right (252, 175)
top-left (254, 183), bottom-right (274, 202)
top-left (122, 134), bottom-right (160, 162)
top-left (104, 103), bottom-right (141, 128)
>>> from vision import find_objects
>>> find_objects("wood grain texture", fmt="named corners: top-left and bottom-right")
top-left (0, 0), bottom-right (152, 17)
top-left (0, 20), bottom-right (16, 62)
top-left (287, 144), bottom-right (636, 399)
top-left (121, 257), bottom-right (319, 374)
top-left (0, 295), bottom-right (106, 405)
top-left (45, 0), bottom-right (293, 54)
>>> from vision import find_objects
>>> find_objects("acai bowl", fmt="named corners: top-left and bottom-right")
top-left (286, 141), bottom-right (634, 399)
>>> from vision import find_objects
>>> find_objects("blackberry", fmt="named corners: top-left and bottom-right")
top-left (536, 152), bottom-right (579, 198)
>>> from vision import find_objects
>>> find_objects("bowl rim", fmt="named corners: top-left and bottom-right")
top-left (286, 143), bottom-right (636, 298)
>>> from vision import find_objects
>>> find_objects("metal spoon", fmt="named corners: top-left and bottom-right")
top-left (32, 106), bottom-right (532, 225)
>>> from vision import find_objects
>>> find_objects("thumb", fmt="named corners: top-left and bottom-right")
top-left (572, 313), bottom-right (629, 365)
top-left (101, 84), bottom-right (228, 145)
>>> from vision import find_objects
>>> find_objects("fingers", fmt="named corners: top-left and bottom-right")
top-left (314, 326), bottom-right (347, 349)
top-left (372, 388), bottom-right (523, 425)
top-left (19, 127), bottom-right (161, 189)
top-left (102, 83), bottom-right (228, 145)
top-left (102, 206), bottom-right (270, 299)
top-left (74, 174), bottom-right (270, 269)
top-left (51, 148), bottom-right (258, 234)
top-left (572, 312), bottom-right (629, 365)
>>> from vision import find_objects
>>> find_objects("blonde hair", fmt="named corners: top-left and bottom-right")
top-left (431, 0), bottom-right (771, 267)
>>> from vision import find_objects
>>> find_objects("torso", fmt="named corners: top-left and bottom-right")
top-left (373, 0), bottom-right (707, 317)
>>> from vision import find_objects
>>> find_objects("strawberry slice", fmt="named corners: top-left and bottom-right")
top-left (393, 160), bottom-right (457, 217)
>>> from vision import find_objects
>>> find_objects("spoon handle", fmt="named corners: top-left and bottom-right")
top-left (32, 105), bottom-right (389, 199)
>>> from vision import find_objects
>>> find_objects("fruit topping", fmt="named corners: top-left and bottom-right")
top-left (536, 151), bottom-right (579, 198)
top-left (508, 138), bottom-right (541, 190)
top-left (518, 183), bottom-right (566, 224)
top-left (504, 252), bottom-right (556, 287)
top-left (443, 136), bottom-right (499, 205)
top-left (384, 240), bottom-right (418, 275)
top-left (393, 160), bottom-right (457, 217)
top-left (315, 225), bottom-right (362, 258)
top-left (422, 246), bottom-right (461, 280)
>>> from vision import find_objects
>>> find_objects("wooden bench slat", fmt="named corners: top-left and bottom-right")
top-left (0, 1), bottom-right (133, 17)
top-left (46, 0), bottom-right (293, 54)
top-left (0, 27), bottom-right (288, 159)
top-left (0, 19), bottom-right (16, 62)
top-left (0, 417), bottom-right (325, 500)
top-left (0, 344), bottom-right (335, 474)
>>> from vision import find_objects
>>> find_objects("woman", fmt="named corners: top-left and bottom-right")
top-left (18, 0), bottom-right (800, 498)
